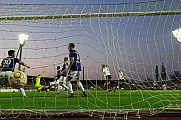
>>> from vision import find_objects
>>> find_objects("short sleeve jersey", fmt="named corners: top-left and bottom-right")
top-left (35, 75), bottom-right (42, 86)
top-left (103, 67), bottom-right (111, 76)
top-left (60, 62), bottom-right (68, 77)
top-left (56, 69), bottom-right (61, 79)
top-left (69, 50), bottom-right (81, 71)
top-left (118, 71), bottom-right (124, 80)
top-left (1, 57), bottom-right (20, 72)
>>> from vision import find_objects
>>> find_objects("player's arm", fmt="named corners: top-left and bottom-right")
top-left (102, 71), bottom-right (105, 80)
top-left (67, 57), bottom-right (74, 71)
top-left (59, 64), bottom-right (69, 75)
top-left (0, 61), bottom-right (4, 71)
top-left (19, 61), bottom-right (30, 68)
top-left (39, 71), bottom-right (45, 77)
top-left (36, 73), bottom-right (44, 83)
top-left (57, 70), bottom-right (64, 76)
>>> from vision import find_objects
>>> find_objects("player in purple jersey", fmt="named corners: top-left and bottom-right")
top-left (66, 43), bottom-right (87, 98)
top-left (56, 57), bottom-right (69, 94)
top-left (0, 50), bottom-right (30, 97)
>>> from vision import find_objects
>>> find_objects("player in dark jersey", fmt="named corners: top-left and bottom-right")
top-left (66, 43), bottom-right (87, 98)
top-left (0, 50), bottom-right (30, 97)
top-left (56, 57), bottom-right (69, 94)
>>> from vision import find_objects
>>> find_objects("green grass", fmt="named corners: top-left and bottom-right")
top-left (0, 90), bottom-right (181, 110)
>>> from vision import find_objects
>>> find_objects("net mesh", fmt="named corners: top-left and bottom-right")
top-left (0, 0), bottom-right (181, 119)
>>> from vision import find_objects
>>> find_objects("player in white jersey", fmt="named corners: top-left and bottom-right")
top-left (118, 69), bottom-right (125, 90)
top-left (102, 64), bottom-right (113, 92)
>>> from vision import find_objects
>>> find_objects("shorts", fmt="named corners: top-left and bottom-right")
top-left (0, 71), bottom-right (12, 79)
top-left (0, 71), bottom-right (12, 85)
top-left (68, 70), bottom-right (80, 78)
top-left (57, 76), bottom-right (66, 84)
top-left (106, 75), bottom-right (112, 80)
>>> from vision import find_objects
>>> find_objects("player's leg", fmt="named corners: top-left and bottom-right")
top-left (66, 70), bottom-right (75, 97)
top-left (103, 80), bottom-right (107, 90)
top-left (107, 75), bottom-right (113, 92)
top-left (0, 72), bottom-right (6, 86)
top-left (35, 84), bottom-right (43, 92)
top-left (50, 81), bottom-right (57, 86)
top-left (55, 79), bottom-right (59, 92)
top-left (56, 77), bottom-right (64, 94)
top-left (102, 76), bottom-right (107, 90)
top-left (5, 71), bottom-right (13, 87)
top-left (37, 85), bottom-right (43, 91)
top-left (105, 76), bottom-right (109, 92)
top-left (20, 87), bottom-right (27, 97)
top-left (66, 76), bottom-right (73, 97)
top-left (62, 77), bottom-right (69, 90)
top-left (75, 71), bottom-right (87, 97)
top-left (120, 79), bottom-right (124, 90)
top-left (57, 85), bottom-right (63, 94)
top-left (58, 76), bottom-right (69, 90)
top-left (106, 80), bottom-right (110, 92)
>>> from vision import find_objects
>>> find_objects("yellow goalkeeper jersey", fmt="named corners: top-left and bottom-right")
top-left (35, 75), bottom-right (42, 86)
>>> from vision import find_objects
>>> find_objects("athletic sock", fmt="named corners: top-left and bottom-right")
top-left (62, 83), bottom-right (69, 90)
top-left (20, 88), bottom-right (26, 96)
top-left (77, 81), bottom-right (85, 91)
top-left (57, 85), bottom-right (63, 93)
top-left (67, 81), bottom-right (73, 93)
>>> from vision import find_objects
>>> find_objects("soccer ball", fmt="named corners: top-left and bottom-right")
top-left (9, 71), bottom-right (27, 88)
top-left (14, 72), bottom-right (21, 79)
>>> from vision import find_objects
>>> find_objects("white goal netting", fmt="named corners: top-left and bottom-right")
top-left (0, 0), bottom-right (181, 119)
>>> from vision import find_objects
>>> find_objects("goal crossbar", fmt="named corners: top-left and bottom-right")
top-left (1, 10), bottom-right (181, 21)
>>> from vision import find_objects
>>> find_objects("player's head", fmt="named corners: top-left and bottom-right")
top-left (68, 43), bottom-right (75, 50)
top-left (64, 57), bottom-right (68, 62)
top-left (8, 50), bottom-right (15, 57)
top-left (102, 64), bottom-right (106, 68)
top-left (57, 66), bottom-right (60, 70)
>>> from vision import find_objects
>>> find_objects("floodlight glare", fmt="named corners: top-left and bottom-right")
top-left (172, 28), bottom-right (181, 43)
top-left (19, 33), bottom-right (29, 46)
top-left (18, 33), bottom-right (29, 70)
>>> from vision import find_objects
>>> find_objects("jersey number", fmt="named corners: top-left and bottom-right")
top-left (3, 59), bottom-right (11, 65)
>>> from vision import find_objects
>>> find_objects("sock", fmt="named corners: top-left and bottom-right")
top-left (62, 83), bottom-right (69, 90)
top-left (62, 80), bottom-right (69, 90)
top-left (57, 85), bottom-right (63, 93)
top-left (67, 81), bottom-right (73, 94)
top-left (77, 81), bottom-right (85, 91)
top-left (20, 88), bottom-right (26, 96)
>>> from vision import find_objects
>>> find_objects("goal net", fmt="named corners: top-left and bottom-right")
top-left (0, 0), bottom-right (181, 119)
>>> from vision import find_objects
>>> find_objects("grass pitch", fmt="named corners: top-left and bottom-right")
top-left (0, 90), bottom-right (181, 110)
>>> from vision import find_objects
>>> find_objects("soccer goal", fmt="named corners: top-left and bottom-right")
top-left (0, 0), bottom-right (181, 119)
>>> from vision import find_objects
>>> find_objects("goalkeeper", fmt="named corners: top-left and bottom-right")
top-left (35, 72), bottom-right (44, 92)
